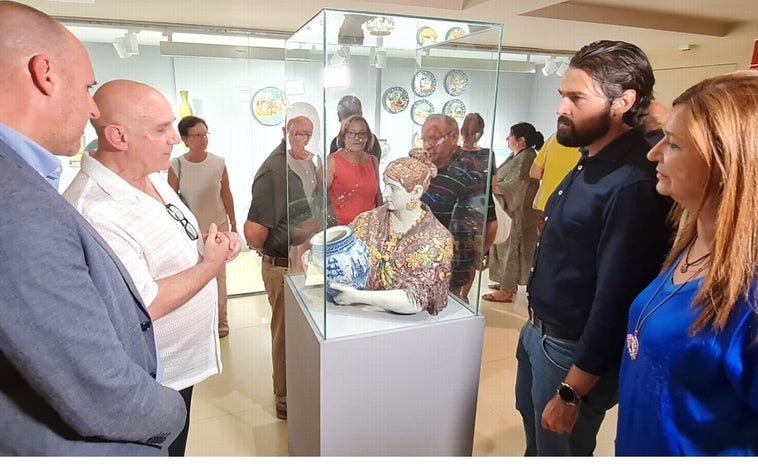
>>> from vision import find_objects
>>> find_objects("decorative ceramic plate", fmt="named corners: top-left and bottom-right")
top-left (445, 27), bottom-right (466, 41)
top-left (411, 70), bottom-right (437, 97)
top-left (379, 139), bottom-right (391, 161)
top-left (443, 98), bottom-right (467, 123)
top-left (416, 26), bottom-right (438, 47)
top-left (412, 131), bottom-right (424, 149)
top-left (444, 70), bottom-right (468, 96)
top-left (251, 86), bottom-right (287, 126)
top-left (382, 86), bottom-right (409, 114)
top-left (366, 16), bottom-right (395, 36)
top-left (411, 99), bottom-right (435, 126)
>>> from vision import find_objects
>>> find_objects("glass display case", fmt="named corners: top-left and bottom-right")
top-left (285, 9), bottom-right (503, 339)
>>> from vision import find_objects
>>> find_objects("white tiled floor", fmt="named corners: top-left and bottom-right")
top-left (186, 273), bottom-right (617, 456)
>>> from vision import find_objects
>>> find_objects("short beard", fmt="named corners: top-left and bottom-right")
top-left (556, 109), bottom-right (611, 148)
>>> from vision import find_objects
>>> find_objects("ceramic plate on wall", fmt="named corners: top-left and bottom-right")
top-left (443, 98), bottom-right (466, 123)
top-left (444, 70), bottom-right (468, 96)
top-left (382, 86), bottom-right (410, 114)
top-left (412, 131), bottom-right (423, 149)
top-left (445, 27), bottom-right (466, 41)
top-left (412, 70), bottom-right (437, 97)
top-left (416, 26), bottom-right (438, 47)
top-left (379, 139), bottom-right (391, 161)
top-left (251, 86), bottom-right (287, 126)
top-left (411, 99), bottom-right (435, 126)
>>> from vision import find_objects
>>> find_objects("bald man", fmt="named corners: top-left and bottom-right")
top-left (0, 2), bottom-right (186, 455)
top-left (63, 79), bottom-right (240, 456)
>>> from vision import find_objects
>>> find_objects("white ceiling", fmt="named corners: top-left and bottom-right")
top-left (23, 0), bottom-right (758, 61)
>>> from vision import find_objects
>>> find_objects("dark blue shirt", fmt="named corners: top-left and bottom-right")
top-left (527, 126), bottom-right (672, 376)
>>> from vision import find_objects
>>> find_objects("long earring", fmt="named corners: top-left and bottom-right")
top-left (406, 199), bottom-right (420, 211)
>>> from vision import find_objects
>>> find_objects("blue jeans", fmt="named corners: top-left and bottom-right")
top-left (515, 321), bottom-right (618, 456)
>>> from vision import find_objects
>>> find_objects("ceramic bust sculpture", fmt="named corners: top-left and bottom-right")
top-left (332, 154), bottom-right (454, 314)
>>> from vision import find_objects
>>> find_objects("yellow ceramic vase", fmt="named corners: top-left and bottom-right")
top-left (178, 90), bottom-right (193, 120)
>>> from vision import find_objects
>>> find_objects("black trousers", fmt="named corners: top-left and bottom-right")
top-left (168, 386), bottom-right (193, 457)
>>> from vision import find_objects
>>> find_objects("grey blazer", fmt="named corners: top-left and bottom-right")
top-left (0, 140), bottom-right (186, 456)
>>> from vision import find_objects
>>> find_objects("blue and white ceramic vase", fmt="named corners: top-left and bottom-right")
top-left (308, 225), bottom-right (370, 302)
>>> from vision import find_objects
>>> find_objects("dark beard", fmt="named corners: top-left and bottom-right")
top-left (556, 110), bottom-right (611, 148)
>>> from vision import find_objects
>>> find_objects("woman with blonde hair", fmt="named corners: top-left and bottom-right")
top-left (616, 70), bottom-right (758, 455)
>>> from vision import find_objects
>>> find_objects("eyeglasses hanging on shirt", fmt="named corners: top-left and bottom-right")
top-left (165, 203), bottom-right (199, 240)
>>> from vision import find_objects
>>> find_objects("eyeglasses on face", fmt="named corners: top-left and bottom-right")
top-left (290, 132), bottom-right (313, 140)
top-left (421, 131), bottom-right (453, 146)
top-left (165, 203), bottom-right (199, 240)
top-left (187, 132), bottom-right (210, 139)
top-left (345, 131), bottom-right (369, 140)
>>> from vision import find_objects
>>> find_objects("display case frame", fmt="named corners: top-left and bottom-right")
top-left (285, 9), bottom-right (503, 340)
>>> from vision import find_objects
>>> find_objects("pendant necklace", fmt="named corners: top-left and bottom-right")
top-left (680, 235), bottom-right (711, 273)
top-left (626, 240), bottom-right (709, 360)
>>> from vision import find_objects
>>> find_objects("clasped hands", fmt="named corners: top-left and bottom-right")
top-left (202, 222), bottom-right (241, 265)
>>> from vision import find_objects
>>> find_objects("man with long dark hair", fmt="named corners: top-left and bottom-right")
top-left (517, 40), bottom-right (673, 456)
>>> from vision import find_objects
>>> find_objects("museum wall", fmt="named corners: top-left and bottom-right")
top-left (58, 41), bottom-right (563, 232)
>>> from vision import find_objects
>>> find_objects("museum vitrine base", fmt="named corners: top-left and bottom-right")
top-left (284, 275), bottom-right (485, 456)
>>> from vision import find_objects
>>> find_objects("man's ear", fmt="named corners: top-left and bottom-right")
top-left (28, 54), bottom-right (55, 96)
top-left (102, 124), bottom-right (128, 151)
top-left (611, 89), bottom-right (637, 116)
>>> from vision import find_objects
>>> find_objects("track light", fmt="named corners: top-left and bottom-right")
top-left (556, 61), bottom-right (569, 77)
top-left (329, 45), bottom-right (350, 66)
top-left (113, 30), bottom-right (139, 59)
top-left (542, 57), bottom-right (558, 77)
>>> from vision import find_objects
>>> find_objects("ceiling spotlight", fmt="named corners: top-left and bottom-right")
top-left (329, 45), bottom-right (350, 66)
top-left (113, 30), bottom-right (139, 59)
top-left (542, 57), bottom-right (558, 77)
top-left (556, 61), bottom-right (569, 77)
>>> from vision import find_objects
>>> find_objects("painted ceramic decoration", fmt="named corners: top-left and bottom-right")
top-left (412, 131), bottom-right (423, 149)
top-left (416, 26), bottom-right (438, 47)
top-left (443, 98), bottom-right (467, 123)
top-left (379, 139), bottom-right (391, 161)
top-left (366, 16), bottom-right (395, 36)
top-left (382, 86), bottom-right (409, 114)
top-left (411, 70), bottom-right (436, 97)
top-left (445, 27), bottom-right (466, 41)
top-left (308, 225), bottom-right (370, 302)
top-left (444, 69), bottom-right (468, 96)
top-left (411, 99), bottom-right (435, 126)
top-left (251, 86), bottom-right (287, 126)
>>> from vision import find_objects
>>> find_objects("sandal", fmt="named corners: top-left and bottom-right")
top-left (487, 283), bottom-right (501, 290)
top-left (482, 291), bottom-right (515, 303)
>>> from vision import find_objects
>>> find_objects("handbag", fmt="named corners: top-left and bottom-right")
top-left (176, 158), bottom-right (189, 207)
top-left (492, 196), bottom-right (511, 245)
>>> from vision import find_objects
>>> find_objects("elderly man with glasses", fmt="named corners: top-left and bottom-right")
top-left (63, 79), bottom-right (240, 457)
top-left (244, 114), bottom-right (322, 420)
top-left (420, 114), bottom-right (497, 303)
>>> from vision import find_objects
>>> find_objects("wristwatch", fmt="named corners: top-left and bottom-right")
top-left (557, 382), bottom-right (582, 406)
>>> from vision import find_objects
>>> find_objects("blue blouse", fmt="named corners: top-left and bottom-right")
top-left (616, 265), bottom-right (758, 455)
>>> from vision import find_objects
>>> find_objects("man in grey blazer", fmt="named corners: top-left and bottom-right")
top-left (0, 1), bottom-right (185, 455)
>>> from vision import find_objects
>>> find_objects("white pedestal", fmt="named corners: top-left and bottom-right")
top-left (284, 275), bottom-right (486, 456)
